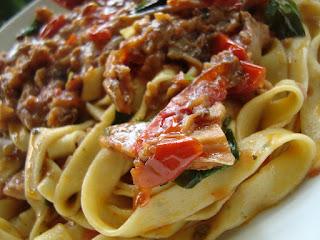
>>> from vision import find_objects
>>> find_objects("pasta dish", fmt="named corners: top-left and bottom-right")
top-left (0, 0), bottom-right (320, 239)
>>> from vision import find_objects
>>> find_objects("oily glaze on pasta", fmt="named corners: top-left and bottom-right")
top-left (0, 0), bottom-right (319, 240)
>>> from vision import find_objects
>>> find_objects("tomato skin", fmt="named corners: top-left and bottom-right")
top-left (88, 24), bottom-right (112, 45)
top-left (212, 34), bottom-right (265, 95)
top-left (213, 33), bottom-right (248, 61)
top-left (132, 136), bottom-right (203, 189)
top-left (53, 0), bottom-right (84, 9)
top-left (229, 61), bottom-right (265, 95)
top-left (40, 15), bottom-right (67, 38)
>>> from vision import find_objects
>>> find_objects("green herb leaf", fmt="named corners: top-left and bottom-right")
top-left (17, 19), bottom-right (42, 40)
top-left (222, 117), bottom-right (239, 160)
top-left (224, 128), bottom-right (239, 160)
top-left (265, 0), bottom-right (305, 39)
top-left (113, 111), bottom-right (132, 125)
top-left (175, 167), bottom-right (224, 189)
top-left (135, 0), bottom-right (167, 13)
top-left (222, 116), bottom-right (232, 131)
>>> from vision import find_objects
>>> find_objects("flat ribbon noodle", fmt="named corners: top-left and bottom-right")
top-left (24, 121), bottom-right (93, 238)
top-left (301, 32), bottom-right (320, 171)
top-left (237, 80), bottom-right (304, 139)
top-left (81, 126), bottom-right (315, 239)
top-left (260, 39), bottom-right (288, 85)
top-left (54, 105), bottom-right (115, 219)
top-left (0, 217), bottom-right (22, 240)
top-left (168, 128), bottom-right (316, 240)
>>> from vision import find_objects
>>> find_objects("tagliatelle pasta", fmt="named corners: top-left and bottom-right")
top-left (0, 0), bottom-right (320, 239)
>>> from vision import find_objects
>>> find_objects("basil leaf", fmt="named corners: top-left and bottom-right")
top-left (113, 111), bottom-right (132, 125)
top-left (17, 19), bottom-right (41, 40)
top-left (175, 167), bottom-right (224, 189)
top-left (222, 116), bottom-right (232, 131)
top-left (222, 117), bottom-right (239, 160)
top-left (135, 0), bottom-right (167, 13)
top-left (224, 128), bottom-right (239, 160)
top-left (265, 0), bottom-right (305, 39)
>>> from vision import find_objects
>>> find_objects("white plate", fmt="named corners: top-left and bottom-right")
top-left (1, 1), bottom-right (320, 239)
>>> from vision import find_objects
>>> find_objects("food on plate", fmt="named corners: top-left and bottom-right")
top-left (0, 0), bottom-right (319, 239)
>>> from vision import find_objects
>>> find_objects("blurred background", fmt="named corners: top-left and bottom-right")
top-left (0, 0), bottom-right (33, 27)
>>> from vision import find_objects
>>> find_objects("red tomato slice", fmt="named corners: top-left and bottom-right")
top-left (213, 33), bottom-right (248, 61)
top-left (66, 34), bottom-right (77, 46)
top-left (229, 61), bottom-right (266, 95)
top-left (40, 15), bottom-right (67, 39)
top-left (135, 66), bottom-right (229, 154)
top-left (132, 136), bottom-right (203, 188)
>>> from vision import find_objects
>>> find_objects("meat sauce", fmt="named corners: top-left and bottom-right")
top-left (0, 0), bottom-right (272, 205)
top-left (0, 0), bottom-right (270, 131)
top-left (0, 1), bottom-right (132, 129)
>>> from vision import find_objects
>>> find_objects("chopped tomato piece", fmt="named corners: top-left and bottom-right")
top-left (229, 61), bottom-right (265, 95)
top-left (66, 34), bottom-right (77, 46)
top-left (40, 15), bottom-right (67, 38)
top-left (133, 61), bottom-right (233, 191)
top-left (53, 0), bottom-right (84, 9)
top-left (132, 136), bottom-right (203, 189)
top-left (88, 24), bottom-right (112, 45)
top-left (213, 33), bottom-right (248, 60)
top-left (212, 34), bottom-right (265, 95)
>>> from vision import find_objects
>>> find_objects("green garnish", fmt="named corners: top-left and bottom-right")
top-left (175, 167), bottom-right (224, 189)
top-left (265, 0), bottom-right (305, 39)
top-left (224, 128), bottom-right (239, 160)
top-left (135, 0), bottom-right (167, 13)
top-left (113, 111), bottom-right (132, 125)
top-left (222, 117), bottom-right (239, 160)
top-left (222, 116), bottom-right (232, 131)
top-left (17, 19), bottom-right (42, 40)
